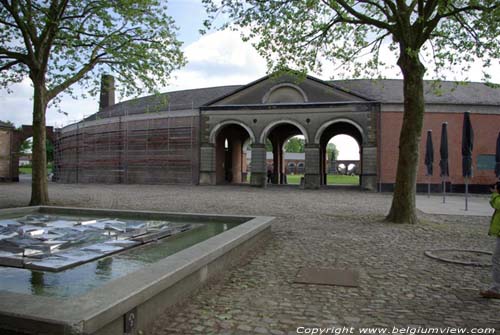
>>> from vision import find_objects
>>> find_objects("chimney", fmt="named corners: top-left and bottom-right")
top-left (99, 74), bottom-right (115, 110)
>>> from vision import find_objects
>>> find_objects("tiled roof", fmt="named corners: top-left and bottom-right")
top-left (84, 85), bottom-right (242, 121)
top-left (84, 78), bottom-right (500, 121)
top-left (330, 79), bottom-right (500, 105)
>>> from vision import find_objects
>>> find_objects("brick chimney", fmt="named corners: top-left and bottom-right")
top-left (99, 74), bottom-right (115, 110)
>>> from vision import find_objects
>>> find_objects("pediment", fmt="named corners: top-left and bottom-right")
top-left (204, 73), bottom-right (371, 106)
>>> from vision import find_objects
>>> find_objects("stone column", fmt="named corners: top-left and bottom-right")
top-left (231, 138), bottom-right (242, 183)
top-left (199, 144), bottom-right (216, 185)
top-left (304, 144), bottom-right (320, 189)
top-left (361, 146), bottom-right (377, 191)
top-left (250, 143), bottom-right (267, 187)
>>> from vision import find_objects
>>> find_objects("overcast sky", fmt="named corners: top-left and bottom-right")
top-left (1, 0), bottom-right (499, 160)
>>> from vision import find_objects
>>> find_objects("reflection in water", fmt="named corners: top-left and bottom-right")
top-left (30, 271), bottom-right (45, 295)
top-left (0, 221), bottom-right (239, 298)
top-left (95, 257), bottom-right (113, 277)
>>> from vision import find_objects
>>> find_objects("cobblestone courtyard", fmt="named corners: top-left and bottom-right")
top-left (0, 183), bottom-right (499, 334)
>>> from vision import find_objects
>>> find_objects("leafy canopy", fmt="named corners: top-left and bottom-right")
top-left (0, 0), bottom-right (186, 101)
top-left (202, 0), bottom-right (500, 80)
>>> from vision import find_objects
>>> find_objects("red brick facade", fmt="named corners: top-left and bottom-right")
top-left (380, 112), bottom-right (499, 188)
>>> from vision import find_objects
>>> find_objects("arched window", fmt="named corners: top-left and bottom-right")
top-left (297, 162), bottom-right (305, 174)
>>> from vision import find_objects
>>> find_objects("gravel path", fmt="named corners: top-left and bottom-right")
top-left (1, 182), bottom-right (499, 334)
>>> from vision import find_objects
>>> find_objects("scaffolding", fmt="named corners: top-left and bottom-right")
top-left (54, 102), bottom-right (199, 185)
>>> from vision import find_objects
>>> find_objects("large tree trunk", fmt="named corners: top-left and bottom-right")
top-left (30, 73), bottom-right (49, 206)
top-left (386, 52), bottom-right (426, 224)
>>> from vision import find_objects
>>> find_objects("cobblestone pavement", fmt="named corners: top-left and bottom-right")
top-left (1, 182), bottom-right (499, 334)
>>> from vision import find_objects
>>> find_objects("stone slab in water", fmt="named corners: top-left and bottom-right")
top-left (26, 249), bottom-right (104, 272)
top-left (82, 243), bottom-right (124, 254)
top-left (0, 251), bottom-right (23, 268)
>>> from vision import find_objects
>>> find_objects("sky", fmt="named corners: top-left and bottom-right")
top-left (1, 0), bottom-right (499, 160)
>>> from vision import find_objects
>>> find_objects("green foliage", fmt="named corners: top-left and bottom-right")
top-left (46, 140), bottom-right (53, 162)
top-left (202, 0), bottom-right (500, 81)
top-left (1, 120), bottom-right (15, 127)
top-left (0, 0), bottom-right (186, 99)
top-left (284, 137), bottom-right (304, 153)
top-left (18, 138), bottom-right (52, 160)
top-left (1, 0), bottom-right (186, 204)
top-left (326, 143), bottom-right (338, 161)
top-left (19, 139), bottom-right (32, 154)
top-left (265, 139), bottom-right (273, 151)
top-left (286, 174), bottom-right (358, 185)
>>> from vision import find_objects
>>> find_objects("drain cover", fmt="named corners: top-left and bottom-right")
top-left (294, 268), bottom-right (359, 287)
top-left (424, 249), bottom-right (492, 266)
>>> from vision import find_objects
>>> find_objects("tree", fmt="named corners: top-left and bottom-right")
top-left (327, 143), bottom-right (339, 162)
top-left (284, 136), bottom-right (305, 153)
top-left (0, 0), bottom-right (185, 205)
top-left (203, 0), bottom-right (500, 224)
top-left (19, 138), bottom-right (32, 155)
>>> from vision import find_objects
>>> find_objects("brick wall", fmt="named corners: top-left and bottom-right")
top-left (380, 111), bottom-right (499, 186)
top-left (56, 116), bottom-right (199, 184)
top-left (0, 129), bottom-right (11, 180)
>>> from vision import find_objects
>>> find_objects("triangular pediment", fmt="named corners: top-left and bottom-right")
top-left (204, 73), bottom-right (372, 107)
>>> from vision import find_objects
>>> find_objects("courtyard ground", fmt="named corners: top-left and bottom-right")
top-left (0, 182), bottom-right (498, 334)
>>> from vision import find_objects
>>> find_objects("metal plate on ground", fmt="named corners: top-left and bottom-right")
top-left (294, 268), bottom-right (359, 287)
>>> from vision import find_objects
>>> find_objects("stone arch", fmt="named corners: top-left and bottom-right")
top-left (211, 121), bottom-right (254, 185)
top-left (259, 120), bottom-right (309, 144)
top-left (314, 118), bottom-right (365, 187)
top-left (314, 118), bottom-right (365, 145)
top-left (9, 125), bottom-right (56, 182)
top-left (209, 120), bottom-right (256, 145)
top-left (262, 83), bottom-right (308, 104)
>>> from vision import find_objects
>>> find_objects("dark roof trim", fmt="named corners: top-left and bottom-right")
top-left (200, 101), bottom-right (377, 111)
top-left (202, 72), bottom-right (373, 107)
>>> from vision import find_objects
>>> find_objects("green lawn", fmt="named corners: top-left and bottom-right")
top-left (286, 174), bottom-right (359, 185)
top-left (19, 165), bottom-right (53, 175)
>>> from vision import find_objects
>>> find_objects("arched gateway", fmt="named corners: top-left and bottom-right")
top-left (51, 72), bottom-right (500, 192)
top-left (199, 74), bottom-right (378, 190)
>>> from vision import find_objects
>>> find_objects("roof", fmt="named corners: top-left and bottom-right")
top-left (330, 79), bottom-right (500, 106)
top-left (84, 77), bottom-right (500, 121)
top-left (84, 85), bottom-right (242, 121)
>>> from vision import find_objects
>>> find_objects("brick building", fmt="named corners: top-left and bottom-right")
top-left (7, 73), bottom-right (499, 192)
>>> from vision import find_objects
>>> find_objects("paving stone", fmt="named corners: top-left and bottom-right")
top-left (2, 184), bottom-right (499, 334)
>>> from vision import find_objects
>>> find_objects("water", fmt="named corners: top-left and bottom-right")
top-left (0, 220), bottom-right (237, 297)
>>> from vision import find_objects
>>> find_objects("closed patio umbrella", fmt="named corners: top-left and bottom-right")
top-left (424, 130), bottom-right (434, 197)
top-left (439, 122), bottom-right (449, 203)
top-left (496, 131), bottom-right (500, 179)
top-left (462, 112), bottom-right (474, 210)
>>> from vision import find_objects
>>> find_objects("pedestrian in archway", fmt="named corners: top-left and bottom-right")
top-left (267, 168), bottom-right (273, 184)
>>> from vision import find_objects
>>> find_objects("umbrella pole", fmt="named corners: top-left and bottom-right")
top-left (428, 176), bottom-right (430, 198)
top-left (465, 178), bottom-right (468, 211)
top-left (442, 176), bottom-right (446, 204)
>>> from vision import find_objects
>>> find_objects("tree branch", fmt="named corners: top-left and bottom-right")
top-left (0, 0), bottom-right (36, 64)
top-left (0, 59), bottom-right (20, 72)
top-left (47, 54), bottom-right (102, 100)
top-left (326, 0), bottom-right (394, 32)
top-left (0, 46), bottom-right (31, 65)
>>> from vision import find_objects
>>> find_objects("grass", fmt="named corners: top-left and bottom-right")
top-left (286, 174), bottom-right (359, 185)
top-left (19, 164), bottom-right (53, 175)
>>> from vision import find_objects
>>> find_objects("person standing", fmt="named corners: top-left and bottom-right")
top-left (480, 181), bottom-right (500, 299)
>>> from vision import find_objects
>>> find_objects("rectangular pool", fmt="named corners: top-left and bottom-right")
top-left (0, 206), bottom-right (273, 335)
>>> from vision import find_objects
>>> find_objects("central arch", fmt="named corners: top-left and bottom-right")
top-left (261, 120), bottom-right (308, 185)
top-left (260, 120), bottom-right (309, 144)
